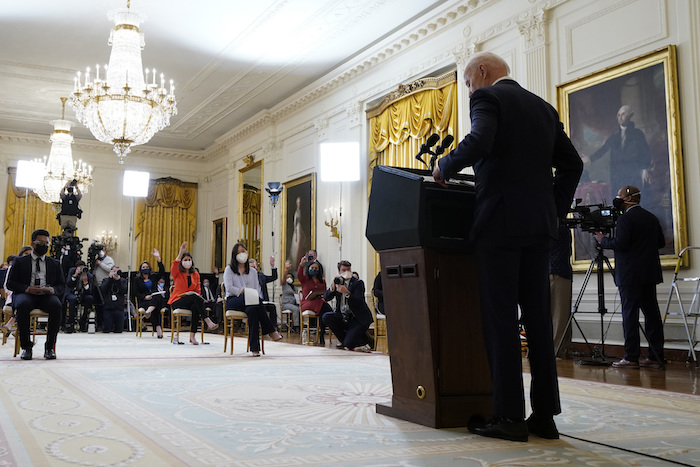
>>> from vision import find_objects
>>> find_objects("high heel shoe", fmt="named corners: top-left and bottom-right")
top-left (270, 331), bottom-right (283, 342)
top-left (1, 325), bottom-right (10, 339)
top-left (190, 339), bottom-right (199, 345)
top-left (207, 322), bottom-right (219, 331)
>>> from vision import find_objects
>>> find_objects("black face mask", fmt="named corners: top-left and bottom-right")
top-left (34, 243), bottom-right (49, 256)
top-left (612, 197), bottom-right (625, 210)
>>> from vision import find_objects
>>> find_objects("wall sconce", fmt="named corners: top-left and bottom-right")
top-left (324, 207), bottom-right (340, 239)
top-left (98, 230), bottom-right (118, 254)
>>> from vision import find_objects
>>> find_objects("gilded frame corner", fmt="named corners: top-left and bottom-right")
top-left (557, 45), bottom-right (687, 270)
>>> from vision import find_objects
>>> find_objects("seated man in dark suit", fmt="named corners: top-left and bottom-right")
top-left (6, 229), bottom-right (66, 360)
top-left (250, 257), bottom-right (278, 326)
top-left (323, 260), bottom-right (374, 351)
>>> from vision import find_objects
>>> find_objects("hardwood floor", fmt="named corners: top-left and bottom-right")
top-left (276, 330), bottom-right (699, 396)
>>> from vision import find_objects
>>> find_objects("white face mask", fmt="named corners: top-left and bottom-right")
top-left (99, 251), bottom-right (105, 258)
top-left (341, 270), bottom-right (353, 280)
top-left (286, 277), bottom-right (293, 284)
top-left (182, 260), bottom-right (193, 269)
top-left (236, 252), bottom-right (248, 264)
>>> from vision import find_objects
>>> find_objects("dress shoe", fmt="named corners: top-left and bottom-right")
top-left (612, 358), bottom-right (639, 369)
top-left (468, 415), bottom-right (528, 442)
top-left (44, 349), bottom-right (57, 360)
top-left (526, 413), bottom-right (559, 439)
top-left (21, 348), bottom-right (33, 360)
top-left (639, 358), bottom-right (666, 369)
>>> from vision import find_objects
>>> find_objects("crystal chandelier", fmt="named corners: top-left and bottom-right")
top-left (69, 0), bottom-right (177, 164)
top-left (33, 98), bottom-right (94, 204)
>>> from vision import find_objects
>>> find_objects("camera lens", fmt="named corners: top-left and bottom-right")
top-left (334, 277), bottom-right (342, 285)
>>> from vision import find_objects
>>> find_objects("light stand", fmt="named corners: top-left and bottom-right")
top-left (320, 142), bottom-right (360, 263)
top-left (15, 160), bottom-right (45, 245)
top-left (265, 182), bottom-right (283, 302)
top-left (123, 170), bottom-right (150, 331)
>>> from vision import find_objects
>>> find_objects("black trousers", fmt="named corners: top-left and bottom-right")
top-left (65, 293), bottom-right (94, 329)
top-left (171, 295), bottom-right (205, 333)
top-left (619, 284), bottom-right (665, 362)
top-left (141, 294), bottom-right (164, 329)
top-left (323, 312), bottom-right (369, 349)
top-left (474, 226), bottom-right (560, 421)
top-left (14, 293), bottom-right (62, 350)
top-left (102, 306), bottom-right (124, 333)
top-left (226, 296), bottom-right (276, 352)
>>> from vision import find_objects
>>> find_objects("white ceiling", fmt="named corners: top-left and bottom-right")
top-left (0, 0), bottom-right (448, 153)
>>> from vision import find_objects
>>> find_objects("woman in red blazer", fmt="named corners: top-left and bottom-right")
top-left (168, 242), bottom-right (218, 344)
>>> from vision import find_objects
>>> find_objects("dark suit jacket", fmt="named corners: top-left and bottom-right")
top-left (590, 121), bottom-right (650, 191)
top-left (256, 268), bottom-right (278, 302)
top-left (7, 254), bottom-right (66, 299)
top-left (324, 277), bottom-right (373, 328)
top-left (600, 205), bottom-right (664, 286)
top-left (438, 79), bottom-right (583, 240)
top-left (66, 267), bottom-right (95, 297)
top-left (132, 261), bottom-right (166, 302)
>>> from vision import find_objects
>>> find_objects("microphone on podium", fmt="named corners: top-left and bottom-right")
top-left (429, 135), bottom-right (455, 171)
top-left (415, 133), bottom-right (440, 167)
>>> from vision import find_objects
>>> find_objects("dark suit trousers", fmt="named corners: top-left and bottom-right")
top-left (618, 284), bottom-right (665, 361)
top-left (14, 293), bottom-right (63, 350)
top-left (323, 312), bottom-right (369, 349)
top-left (474, 229), bottom-right (561, 420)
top-left (226, 296), bottom-right (276, 352)
top-left (171, 295), bottom-right (205, 333)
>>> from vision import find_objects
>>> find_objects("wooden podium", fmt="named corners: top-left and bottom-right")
top-left (366, 166), bottom-right (492, 428)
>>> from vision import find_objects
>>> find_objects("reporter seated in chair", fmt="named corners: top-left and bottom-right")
top-left (168, 242), bottom-right (218, 345)
top-left (101, 266), bottom-right (127, 333)
top-left (133, 248), bottom-right (167, 338)
top-left (223, 243), bottom-right (282, 357)
top-left (6, 229), bottom-right (66, 360)
top-left (323, 260), bottom-right (374, 352)
top-left (65, 260), bottom-right (94, 333)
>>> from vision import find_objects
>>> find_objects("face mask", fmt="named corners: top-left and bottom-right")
top-left (182, 260), bottom-right (193, 269)
top-left (308, 269), bottom-right (318, 277)
top-left (612, 197), bottom-right (624, 210)
top-left (34, 243), bottom-right (49, 256)
top-left (236, 252), bottom-right (248, 264)
top-left (286, 277), bottom-right (293, 284)
top-left (99, 251), bottom-right (105, 258)
top-left (158, 282), bottom-right (165, 290)
top-left (203, 282), bottom-right (209, 288)
top-left (141, 268), bottom-right (151, 275)
top-left (341, 271), bottom-right (353, 280)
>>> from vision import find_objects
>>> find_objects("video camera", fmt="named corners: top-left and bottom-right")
top-left (50, 233), bottom-right (88, 260)
top-left (87, 241), bottom-right (104, 273)
top-left (561, 199), bottom-right (619, 234)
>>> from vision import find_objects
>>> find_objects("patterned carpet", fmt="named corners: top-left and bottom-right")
top-left (0, 333), bottom-right (699, 466)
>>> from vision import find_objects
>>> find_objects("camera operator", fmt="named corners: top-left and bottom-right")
top-left (92, 244), bottom-right (114, 331)
top-left (594, 185), bottom-right (666, 369)
top-left (64, 260), bottom-right (94, 333)
top-left (58, 180), bottom-right (82, 234)
top-left (322, 260), bottom-right (374, 352)
top-left (101, 266), bottom-right (127, 333)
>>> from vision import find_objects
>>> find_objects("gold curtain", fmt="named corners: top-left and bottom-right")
top-left (241, 185), bottom-right (262, 262)
top-left (4, 169), bottom-right (62, 257)
top-left (135, 177), bottom-right (197, 267)
top-left (366, 73), bottom-right (459, 276)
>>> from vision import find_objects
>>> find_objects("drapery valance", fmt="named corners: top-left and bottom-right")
top-left (135, 177), bottom-right (198, 267)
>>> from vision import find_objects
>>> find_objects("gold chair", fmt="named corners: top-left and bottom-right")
top-left (222, 285), bottom-right (263, 355)
top-left (2, 304), bottom-right (13, 345)
top-left (135, 296), bottom-right (166, 338)
top-left (300, 291), bottom-right (331, 346)
top-left (13, 309), bottom-right (49, 357)
top-left (279, 293), bottom-right (294, 336)
top-left (169, 287), bottom-right (205, 344)
top-left (369, 295), bottom-right (388, 352)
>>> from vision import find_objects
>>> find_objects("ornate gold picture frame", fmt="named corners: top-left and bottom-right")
top-left (212, 217), bottom-right (227, 272)
top-left (281, 173), bottom-right (316, 275)
top-left (557, 45), bottom-right (687, 270)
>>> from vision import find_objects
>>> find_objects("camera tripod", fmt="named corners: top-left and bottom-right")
top-left (557, 242), bottom-right (616, 366)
